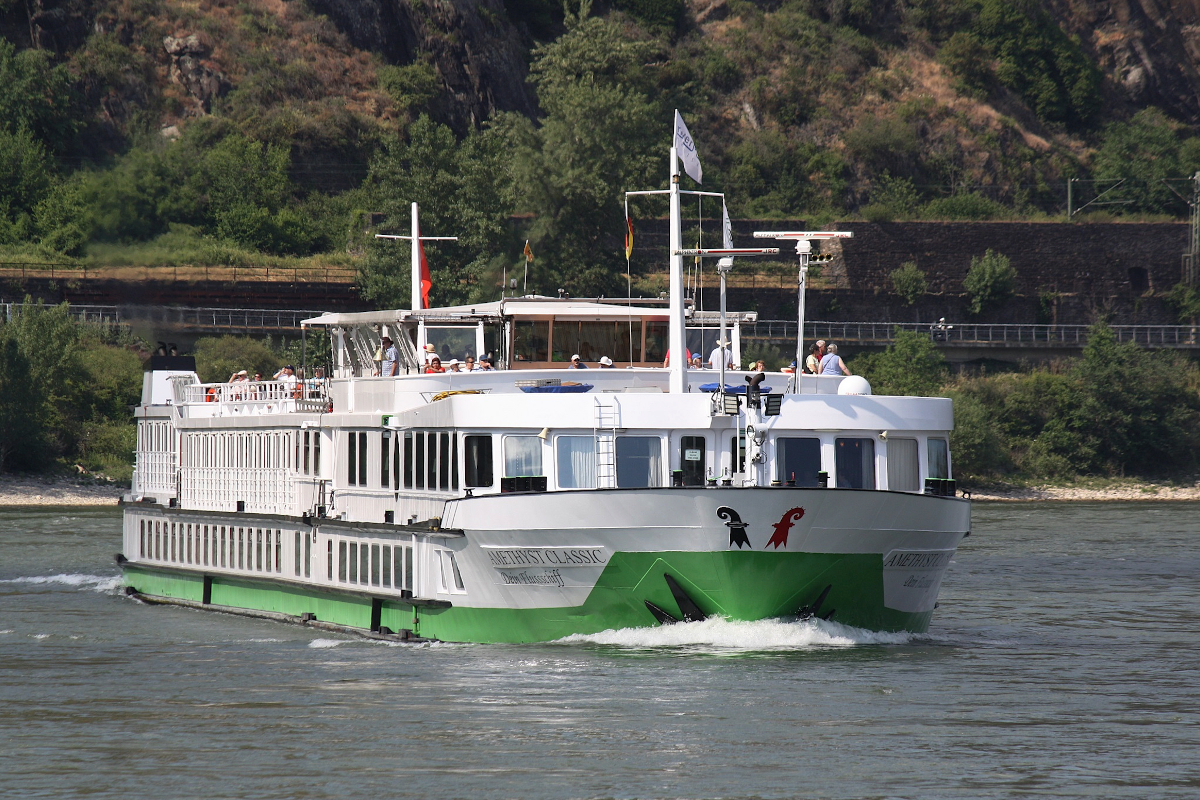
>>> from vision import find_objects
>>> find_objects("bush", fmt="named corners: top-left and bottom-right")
top-left (1165, 282), bottom-right (1200, 323)
top-left (946, 389), bottom-right (1010, 479)
top-left (890, 261), bottom-right (928, 306)
top-left (923, 192), bottom-right (1008, 220)
top-left (963, 248), bottom-right (1017, 314)
top-left (938, 31), bottom-right (993, 97)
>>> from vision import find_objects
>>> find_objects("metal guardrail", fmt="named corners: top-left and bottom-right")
top-left (744, 321), bottom-right (1200, 348)
top-left (0, 263), bottom-right (356, 283)
top-left (1, 303), bottom-right (323, 330)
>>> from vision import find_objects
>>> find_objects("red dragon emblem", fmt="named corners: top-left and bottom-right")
top-left (765, 507), bottom-right (805, 549)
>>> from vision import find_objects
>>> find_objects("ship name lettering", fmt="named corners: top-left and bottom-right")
top-left (883, 551), bottom-right (952, 569)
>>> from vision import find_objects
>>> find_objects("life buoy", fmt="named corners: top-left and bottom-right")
top-left (205, 387), bottom-right (217, 402)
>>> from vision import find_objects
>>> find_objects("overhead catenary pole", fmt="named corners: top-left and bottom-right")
top-left (410, 202), bottom-right (422, 311)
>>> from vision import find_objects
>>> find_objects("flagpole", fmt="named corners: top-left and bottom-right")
top-left (668, 145), bottom-right (686, 394)
top-left (410, 202), bottom-right (421, 311)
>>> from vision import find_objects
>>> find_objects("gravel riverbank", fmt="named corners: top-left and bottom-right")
top-left (0, 476), bottom-right (125, 507)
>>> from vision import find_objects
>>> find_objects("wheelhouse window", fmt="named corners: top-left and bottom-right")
top-left (835, 438), bottom-right (876, 489)
top-left (886, 438), bottom-right (920, 492)
top-left (777, 437), bottom-right (821, 486)
top-left (464, 435), bottom-right (494, 487)
top-left (616, 436), bottom-right (662, 488)
top-left (504, 436), bottom-right (543, 477)
top-left (928, 438), bottom-right (950, 479)
top-left (557, 436), bottom-right (597, 488)
top-left (679, 435), bottom-right (706, 487)
top-left (513, 321), bottom-right (549, 363)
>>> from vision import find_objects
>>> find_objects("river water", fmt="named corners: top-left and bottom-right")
top-left (1, 503), bottom-right (1197, 799)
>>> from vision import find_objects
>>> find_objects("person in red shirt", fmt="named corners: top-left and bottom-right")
top-left (425, 356), bottom-right (445, 373)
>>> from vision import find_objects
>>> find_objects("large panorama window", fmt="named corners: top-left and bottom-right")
top-left (504, 436), bottom-right (543, 477)
top-left (557, 436), bottom-right (597, 488)
top-left (616, 436), bottom-right (662, 488)
top-left (886, 438), bottom-right (920, 492)
top-left (777, 437), bottom-right (821, 487)
top-left (835, 437), bottom-right (875, 490)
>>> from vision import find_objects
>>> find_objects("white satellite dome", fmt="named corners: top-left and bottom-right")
top-left (837, 375), bottom-right (872, 396)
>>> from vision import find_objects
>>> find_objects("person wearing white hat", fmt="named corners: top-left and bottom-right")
top-left (599, 356), bottom-right (614, 368)
top-left (446, 358), bottom-right (461, 372)
top-left (567, 354), bottom-right (588, 369)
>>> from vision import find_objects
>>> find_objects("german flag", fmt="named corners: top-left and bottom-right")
top-left (625, 216), bottom-right (634, 259)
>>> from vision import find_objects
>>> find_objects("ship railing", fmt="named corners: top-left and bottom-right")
top-left (182, 380), bottom-right (328, 409)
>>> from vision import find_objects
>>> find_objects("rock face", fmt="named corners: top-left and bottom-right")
top-left (306, 0), bottom-right (537, 132)
top-left (162, 34), bottom-right (229, 114)
top-left (1046, 0), bottom-right (1200, 124)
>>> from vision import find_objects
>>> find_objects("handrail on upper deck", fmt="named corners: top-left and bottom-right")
top-left (182, 380), bottom-right (329, 407)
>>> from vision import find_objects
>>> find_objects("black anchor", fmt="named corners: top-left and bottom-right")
top-left (716, 506), bottom-right (750, 549)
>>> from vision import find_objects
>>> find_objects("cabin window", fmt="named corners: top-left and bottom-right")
top-left (504, 436), bottom-right (543, 477)
top-left (358, 432), bottom-right (368, 486)
top-left (349, 542), bottom-right (358, 583)
top-left (238, 528), bottom-right (245, 570)
top-left (348, 432), bottom-right (357, 485)
top-left (381, 431), bottom-right (391, 488)
top-left (679, 435), bottom-right (706, 487)
top-left (339, 541), bottom-right (348, 582)
top-left (886, 438), bottom-right (920, 492)
top-left (450, 434), bottom-right (459, 490)
top-left (928, 438), bottom-right (950, 479)
top-left (394, 546), bottom-right (405, 590)
top-left (836, 438), bottom-right (876, 489)
top-left (777, 438), bottom-right (822, 486)
top-left (557, 436), bottom-right (597, 488)
top-left (448, 552), bottom-right (466, 591)
top-left (275, 529), bottom-right (282, 573)
top-left (439, 433), bottom-right (451, 490)
top-left (616, 436), bottom-right (663, 488)
top-left (371, 544), bottom-right (381, 586)
top-left (465, 435), bottom-right (493, 487)
top-left (405, 546), bottom-right (414, 590)
top-left (295, 531), bottom-right (302, 576)
top-left (513, 320), bottom-right (549, 363)
top-left (427, 433), bottom-right (438, 490)
top-left (644, 322), bottom-right (668, 364)
top-left (382, 545), bottom-right (392, 586)
top-left (392, 433), bottom-right (400, 490)
top-left (414, 433), bottom-right (425, 489)
top-left (257, 529), bottom-right (264, 571)
top-left (404, 432), bottom-right (414, 489)
top-left (327, 540), bottom-right (334, 581)
top-left (314, 433), bottom-right (321, 477)
top-left (304, 533), bottom-right (311, 578)
top-left (139, 520), bottom-right (145, 558)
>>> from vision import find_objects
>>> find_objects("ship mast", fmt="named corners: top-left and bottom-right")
top-left (375, 202), bottom-right (458, 311)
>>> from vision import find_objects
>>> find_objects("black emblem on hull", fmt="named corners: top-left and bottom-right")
top-left (716, 506), bottom-right (750, 549)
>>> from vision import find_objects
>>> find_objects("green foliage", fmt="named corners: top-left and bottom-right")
top-left (974, 0), bottom-right (1101, 128)
top-left (843, 116), bottom-right (920, 178)
top-left (1165, 282), bottom-right (1200, 323)
top-left (923, 191), bottom-right (1008, 220)
top-left (963, 248), bottom-right (1017, 314)
top-left (938, 31), bottom-right (992, 97)
top-left (193, 335), bottom-right (283, 383)
top-left (614, 0), bottom-right (686, 30)
top-left (945, 389), bottom-right (1011, 479)
top-left (0, 39), bottom-right (80, 154)
top-left (1092, 109), bottom-right (1200, 215)
top-left (0, 301), bottom-right (143, 478)
top-left (889, 261), bottom-right (928, 305)
top-left (727, 129), bottom-right (847, 217)
top-left (862, 173), bottom-right (921, 222)
top-left (498, 10), bottom-right (662, 296)
top-left (360, 115), bottom-right (514, 307)
top-left (0, 127), bottom-right (52, 242)
top-left (378, 62), bottom-right (442, 114)
top-left (851, 328), bottom-right (948, 396)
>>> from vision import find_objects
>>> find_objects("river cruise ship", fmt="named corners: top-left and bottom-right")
top-left (119, 140), bottom-right (970, 644)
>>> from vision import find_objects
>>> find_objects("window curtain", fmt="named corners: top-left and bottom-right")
top-left (616, 437), bottom-right (662, 488)
top-left (886, 438), bottom-right (919, 492)
top-left (928, 438), bottom-right (950, 479)
top-left (557, 436), bottom-right (597, 488)
top-left (505, 435), bottom-right (543, 477)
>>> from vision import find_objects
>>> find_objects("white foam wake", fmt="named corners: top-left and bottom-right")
top-left (557, 616), bottom-right (920, 651)
top-left (0, 574), bottom-right (124, 594)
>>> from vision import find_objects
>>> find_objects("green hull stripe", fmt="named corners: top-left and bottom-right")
top-left (123, 551), bottom-right (934, 643)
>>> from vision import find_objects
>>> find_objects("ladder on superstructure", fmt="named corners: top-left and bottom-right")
top-left (594, 396), bottom-right (619, 488)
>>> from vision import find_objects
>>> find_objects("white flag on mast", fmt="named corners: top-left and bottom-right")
top-left (722, 200), bottom-right (733, 250)
top-left (673, 110), bottom-right (703, 184)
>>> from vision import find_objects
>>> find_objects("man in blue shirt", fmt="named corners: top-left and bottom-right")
top-left (819, 343), bottom-right (851, 376)
top-left (568, 354), bottom-right (588, 369)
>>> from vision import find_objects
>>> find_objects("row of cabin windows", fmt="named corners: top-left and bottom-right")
top-left (182, 430), bottom-right (322, 476)
top-left (344, 431), bottom-right (950, 492)
top-left (326, 538), bottom-right (414, 592)
top-left (137, 520), bottom-right (311, 576)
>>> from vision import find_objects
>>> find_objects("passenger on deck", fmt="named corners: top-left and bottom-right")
top-left (708, 345), bottom-right (732, 370)
top-left (805, 342), bottom-right (823, 374)
top-left (568, 354), bottom-right (588, 369)
top-left (446, 358), bottom-right (461, 372)
top-left (819, 343), bottom-right (851, 376)
top-left (478, 356), bottom-right (494, 371)
top-left (464, 356), bottom-right (477, 371)
top-left (690, 355), bottom-right (703, 369)
top-left (380, 336), bottom-right (398, 377)
top-left (599, 356), bottom-right (614, 368)
top-left (229, 370), bottom-right (248, 383)
top-left (662, 348), bottom-right (691, 368)
top-left (425, 356), bottom-right (445, 373)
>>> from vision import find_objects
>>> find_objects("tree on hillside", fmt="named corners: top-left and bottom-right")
top-left (1092, 108), bottom-right (1200, 215)
top-left (889, 261), bottom-right (928, 307)
top-left (359, 115), bottom-right (514, 308)
top-left (496, 3), bottom-right (662, 297)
